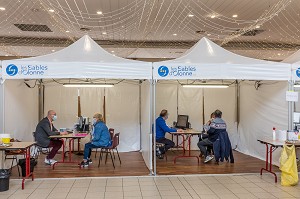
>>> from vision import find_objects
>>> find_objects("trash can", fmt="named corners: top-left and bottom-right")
top-left (18, 158), bottom-right (37, 177)
top-left (0, 169), bottom-right (11, 192)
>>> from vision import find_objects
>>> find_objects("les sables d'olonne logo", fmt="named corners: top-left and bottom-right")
top-left (158, 65), bottom-right (169, 77)
top-left (6, 64), bottom-right (18, 76)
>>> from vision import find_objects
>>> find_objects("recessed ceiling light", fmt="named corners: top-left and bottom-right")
top-left (173, 33), bottom-right (177, 36)
top-left (232, 14), bottom-right (238, 18)
top-left (277, 53), bottom-right (281, 56)
top-left (207, 33), bottom-right (211, 36)
top-left (102, 32), bottom-right (107, 35)
top-left (5, 54), bottom-right (8, 56)
top-left (65, 30), bottom-right (70, 33)
top-left (210, 15), bottom-right (216, 19)
top-left (0, 7), bottom-right (5, 11)
top-left (52, 50), bottom-right (55, 52)
top-left (49, 9), bottom-right (54, 12)
top-left (97, 11), bottom-right (102, 15)
top-left (111, 51), bottom-right (114, 53)
top-left (188, 14), bottom-right (194, 17)
top-left (256, 25), bottom-right (260, 29)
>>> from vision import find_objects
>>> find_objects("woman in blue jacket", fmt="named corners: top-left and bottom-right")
top-left (80, 113), bottom-right (111, 167)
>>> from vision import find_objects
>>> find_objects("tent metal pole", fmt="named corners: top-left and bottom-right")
top-left (288, 80), bottom-right (294, 130)
top-left (38, 80), bottom-right (44, 121)
top-left (139, 81), bottom-right (142, 151)
top-left (152, 79), bottom-right (156, 176)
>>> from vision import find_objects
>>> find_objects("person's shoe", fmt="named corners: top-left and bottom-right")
top-left (87, 159), bottom-right (92, 164)
top-left (204, 156), bottom-right (214, 163)
top-left (156, 148), bottom-right (162, 156)
top-left (44, 158), bottom-right (57, 165)
top-left (158, 154), bottom-right (164, 159)
top-left (80, 161), bottom-right (89, 168)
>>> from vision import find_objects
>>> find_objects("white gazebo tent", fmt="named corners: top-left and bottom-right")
top-left (1, 35), bottom-right (153, 173)
top-left (153, 37), bottom-right (291, 172)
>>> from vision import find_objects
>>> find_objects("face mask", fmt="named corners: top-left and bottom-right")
top-left (92, 118), bottom-right (97, 125)
top-left (52, 115), bottom-right (57, 121)
top-left (165, 115), bottom-right (169, 120)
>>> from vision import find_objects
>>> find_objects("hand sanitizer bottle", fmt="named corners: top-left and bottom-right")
top-left (272, 127), bottom-right (276, 140)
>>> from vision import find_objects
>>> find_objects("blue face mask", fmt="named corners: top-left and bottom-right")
top-left (52, 115), bottom-right (57, 121)
top-left (92, 118), bottom-right (97, 125)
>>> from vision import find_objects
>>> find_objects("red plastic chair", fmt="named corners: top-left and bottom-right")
top-left (98, 133), bottom-right (121, 169)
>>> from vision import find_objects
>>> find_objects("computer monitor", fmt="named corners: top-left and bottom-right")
top-left (176, 115), bottom-right (189, 129)
top-left (293, 112), bottom-right (300, 123)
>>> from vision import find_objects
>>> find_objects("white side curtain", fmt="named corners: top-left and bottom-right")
top-left (141, 80), bottom-right (152, 171)
top-left (237, 81), bottom-right (288, 166)
top-left (44, 82), bottom-right (140, 152)
top-left (0, 81), bottom-right (3, 134)
top-left (4, 80), bottom-right (38, 141)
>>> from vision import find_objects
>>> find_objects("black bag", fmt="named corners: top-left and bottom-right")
top-left (18, 158), bottom-right (37, 177)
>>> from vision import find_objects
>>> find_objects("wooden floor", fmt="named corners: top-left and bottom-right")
top-left (156, 150), bottom-right (280, 175)
top-left (9, 150), bottom-right (279, 179)
top-left (10, 151), bottom-right (150, 179)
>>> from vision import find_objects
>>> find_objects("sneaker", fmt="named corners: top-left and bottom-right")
top-left (204, 156), bottom-right (214, 163)
top-left (44, 158), bottom-right (57, 165)
top-left (156, 148), bottom-right (162, 156)
top-left (87, 159), bottom-right (92, 164)
top-left (80, 161), bottom-right (89, 168)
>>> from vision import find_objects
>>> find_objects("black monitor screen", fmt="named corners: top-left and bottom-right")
top-left (176, 115), bottom-right (189, 129)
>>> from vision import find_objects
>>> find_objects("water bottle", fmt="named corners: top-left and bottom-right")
top-left (272, 127), bottom-right (276, 140)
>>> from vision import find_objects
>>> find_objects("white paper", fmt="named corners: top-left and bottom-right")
top-left (286, 91), bottom-right (298, 102)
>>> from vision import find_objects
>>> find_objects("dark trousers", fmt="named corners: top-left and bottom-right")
top-left (47, 139), bottom-right (63, 159)
top-left (197, 138), bottom-right (213, 158)
top-left (84, 142), bottom-right (100, 160)
top-left (156, 138), bottom-right (175, 154)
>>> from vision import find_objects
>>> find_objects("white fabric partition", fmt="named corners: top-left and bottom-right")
top-left (237, 81), bottom-right (288, 166)
top-left (3, 80), bottom-right (38, 141)
top-left (106, 83), bottom-right (140, 152)
top-left (141, 80), bottom-right (152, 171)
top-left (0, 79), bottom-right (3, 134)
top-left (44, 83), bottom-right (140, 152)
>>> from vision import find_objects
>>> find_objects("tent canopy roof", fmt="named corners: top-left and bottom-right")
top-left (153, 37), bottom-right (290, 80)
top-left (1, 35), bottom-right (152, 80)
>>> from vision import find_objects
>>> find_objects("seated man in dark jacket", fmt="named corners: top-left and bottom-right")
top-left (198, 110), bottom-right (226, 163)
top-left (35, 110), bottom-right (67, 165)
top-left (156, 110), bottom-right (183, 158)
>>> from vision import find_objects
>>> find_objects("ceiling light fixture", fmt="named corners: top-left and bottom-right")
top-left (188, 14), bottom-right (194, 17)
top-left (0, 7), bottom-right (6, 11)
top-left (97, 11), bottom-right (103, 15)
top-left (65, 30), bottom-right (70, 33)
top-left (102, 32), bottom-right (107, 35)
top-left (182, 84), bottom-right (229, 88)
top-left (49, 9), bottom-right (55, 12)
top-left (232, 14), bottom-right (238, 18)
top-left (277, 53), bottom-right (281, 55)
top-left (256, 25), bottom-right (260, 29)
top-left (210, 15), bottom-right (216, 19)
top-left (111, 51), bottom-right (114, 53)
top-left (173, 33), bottom-right (177, 36)
top-left (51, 50), bottom-right (55, 52)
top-left (63, 83), bottom-right (114, 88)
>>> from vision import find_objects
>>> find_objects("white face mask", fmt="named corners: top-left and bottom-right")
top-left (92, 118), bottom-right (97, 125)
top-left (52, 115), bottom-right (57, 121)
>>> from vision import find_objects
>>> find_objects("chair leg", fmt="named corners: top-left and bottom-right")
top-left (98, 148), bottom-right (104, 167)
top-left (15, 156), bottom-right (21, 177)
top-left (109, 150), bottom-right (115, 169)
top-left (94, 148), bottom-right (98, 158)
top-left (116, 148), bottom-right (121, 164)
top-left (105, 152), bottom-right (108, 164)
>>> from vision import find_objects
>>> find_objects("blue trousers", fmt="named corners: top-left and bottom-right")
top-left (84, 142), bottom-right (101, 159)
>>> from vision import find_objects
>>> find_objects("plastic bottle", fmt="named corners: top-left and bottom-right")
top-left (272, 127), bottom-right (276, 140)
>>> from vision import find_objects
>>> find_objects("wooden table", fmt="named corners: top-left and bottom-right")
top-left (49, 133), bottom-right (88, 169)
top-left (257, 139), bottom-right (300, 183)
top-left (170, 129), bottom-right (201, 164)
top-left (0, 142), bottom-right (35, 189)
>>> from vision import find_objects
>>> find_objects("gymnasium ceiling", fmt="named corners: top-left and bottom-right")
top-left (0, 0), bottom-right (299, 61)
